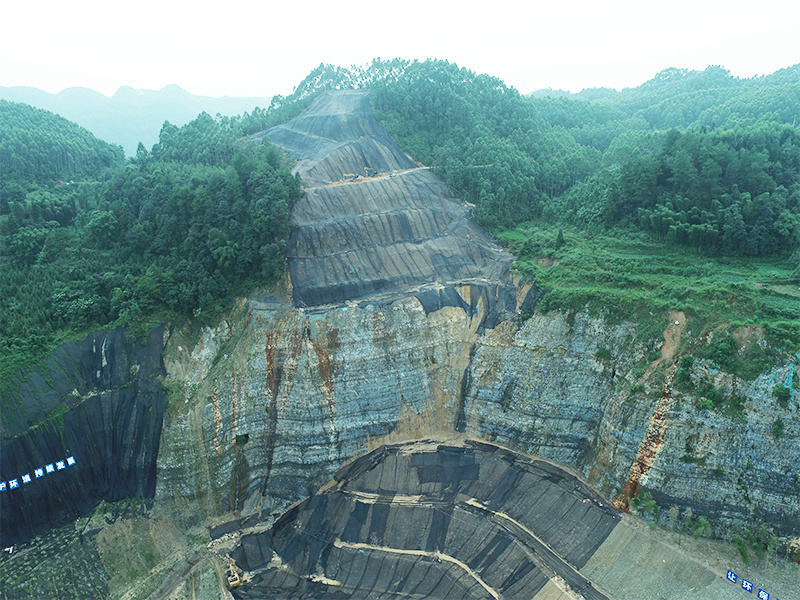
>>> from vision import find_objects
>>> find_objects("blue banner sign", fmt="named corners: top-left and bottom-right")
top-left (0, 456), bottom-right (77, 492)
top-left (727, 570), bottom-right (780, 600)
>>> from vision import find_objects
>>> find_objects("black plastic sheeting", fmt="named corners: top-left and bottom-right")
top-left (0, 327), bottom-right (167, 546)
top-left (231, 440), bottom-right (620, 599)
top-left (258, 90), bottom-right (517, 324)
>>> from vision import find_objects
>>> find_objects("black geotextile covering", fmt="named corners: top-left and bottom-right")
top-left (231, 441), bottom-right (620, 599)
top-left (261, 90), bottom-right (517, 320)
top-left (260, 90), bottom-right (416, 188)
top-left (0, 328), bottom-right (167, 546)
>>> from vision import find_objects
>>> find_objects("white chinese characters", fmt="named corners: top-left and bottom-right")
top-left (1, 455), bottom-right (77, 492)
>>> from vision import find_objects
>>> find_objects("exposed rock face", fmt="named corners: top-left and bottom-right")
top-left (463, 312), bottom-right (800, 534)
top-left (157, 298), bottom-right (484, 523)
top-left (263, 89), bottom-right (516, 321)
top-left (0, 327), bottom-right (167, 545)
top-left (153, 91), bottom-right (799, 545)
top-left (4, 88), bottom-right (798, 591)
top-left (157, 301), bottom-right (799, 545)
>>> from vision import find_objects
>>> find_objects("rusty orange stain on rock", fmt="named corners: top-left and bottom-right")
top-left (615, 357), bottom-right (679, 511)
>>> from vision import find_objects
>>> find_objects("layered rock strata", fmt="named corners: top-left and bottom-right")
top-left (463, 313), bottom-right (800, 534)
top-left (155, 91), bottom-right (798, 547)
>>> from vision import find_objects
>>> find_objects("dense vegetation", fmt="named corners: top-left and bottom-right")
top-left (0, 103), bottom-right (300, 381)
top-left (369, 61), bottom-right (599, 229)
top-left (265, 59), bottom-right (800, 356)
top-left (267, 60), bottom-right (799, 260)
top-left (2, 59), bottom-right (799, 383)
top-left (554, 124), bottom-right (800, 256)
top-left (501, 223), bottom-right (799, 376)
top-left (531, 64), bottom-right (800, 139)
top-left (242, 59), bottom-right (602, 229)
top-left (0, 100), bottom-right (124, 182)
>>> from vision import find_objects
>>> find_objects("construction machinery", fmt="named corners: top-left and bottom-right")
top-left (226, 563), bottom-right (241, 588)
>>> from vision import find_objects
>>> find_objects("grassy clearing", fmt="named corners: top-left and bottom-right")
top-left (501, 222), bottom-right (799, 377)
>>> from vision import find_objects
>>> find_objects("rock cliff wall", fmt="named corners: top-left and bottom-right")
top-left (4, 89), bottom-right (797, 565)
top-left (156, 295), bottom-right (484, 525)
top-left (156, 303), bottom-right (798, 539)
top-left (155, 89), bottom-right (799, 541)
top-left (462, 312), bottom-right (799, 534)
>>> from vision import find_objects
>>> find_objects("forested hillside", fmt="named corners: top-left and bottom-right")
top-left (0, 85), bottom-right (274, 156)
top-left (0, 100), bottom-right (123, 181)
top-left (532, 64), bottom-right (800, 137)
top-left (259, 60), bottom-right (799, 259)
top-left (257, 59), bottom-right (800, 354)
top-left (554, 124), bottom-right (800, 255)
top-left (2, 60), bottom-right (799, 383)
top-left (0, 103), bottom-right (300, 381)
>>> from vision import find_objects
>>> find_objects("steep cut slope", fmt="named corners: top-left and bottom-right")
top-left (261, 90), bottom-right (515, 318)
top-left (0, 327), bottom-right (167, 545)
top-left (259, 89), bottom-right (416, 186)
top-left (4, 84), bottom-right (798, 600)
top-left (230, 439), bottom-right (619, 599)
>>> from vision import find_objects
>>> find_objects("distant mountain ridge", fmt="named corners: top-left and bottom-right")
top-left (0, 84), bottom-right (273, 155)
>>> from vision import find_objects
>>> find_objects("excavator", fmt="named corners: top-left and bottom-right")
top-left (226, 563), bottom-right (241, 588)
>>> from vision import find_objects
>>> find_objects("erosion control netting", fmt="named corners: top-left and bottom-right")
top-left (0, 328), bottom-right (167, 546)
top-left (259, 89), bottom-right (416, 187)
top-left (230, 440), bottom-right (620, 599)
top-left (260, 90), bottom-right (516, 318)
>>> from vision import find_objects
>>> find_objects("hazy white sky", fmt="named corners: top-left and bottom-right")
top-left (3, 0), bottom-right (798, 98)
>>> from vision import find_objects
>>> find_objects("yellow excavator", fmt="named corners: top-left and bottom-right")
top-left (226, 563), bottom-right (241, 588)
